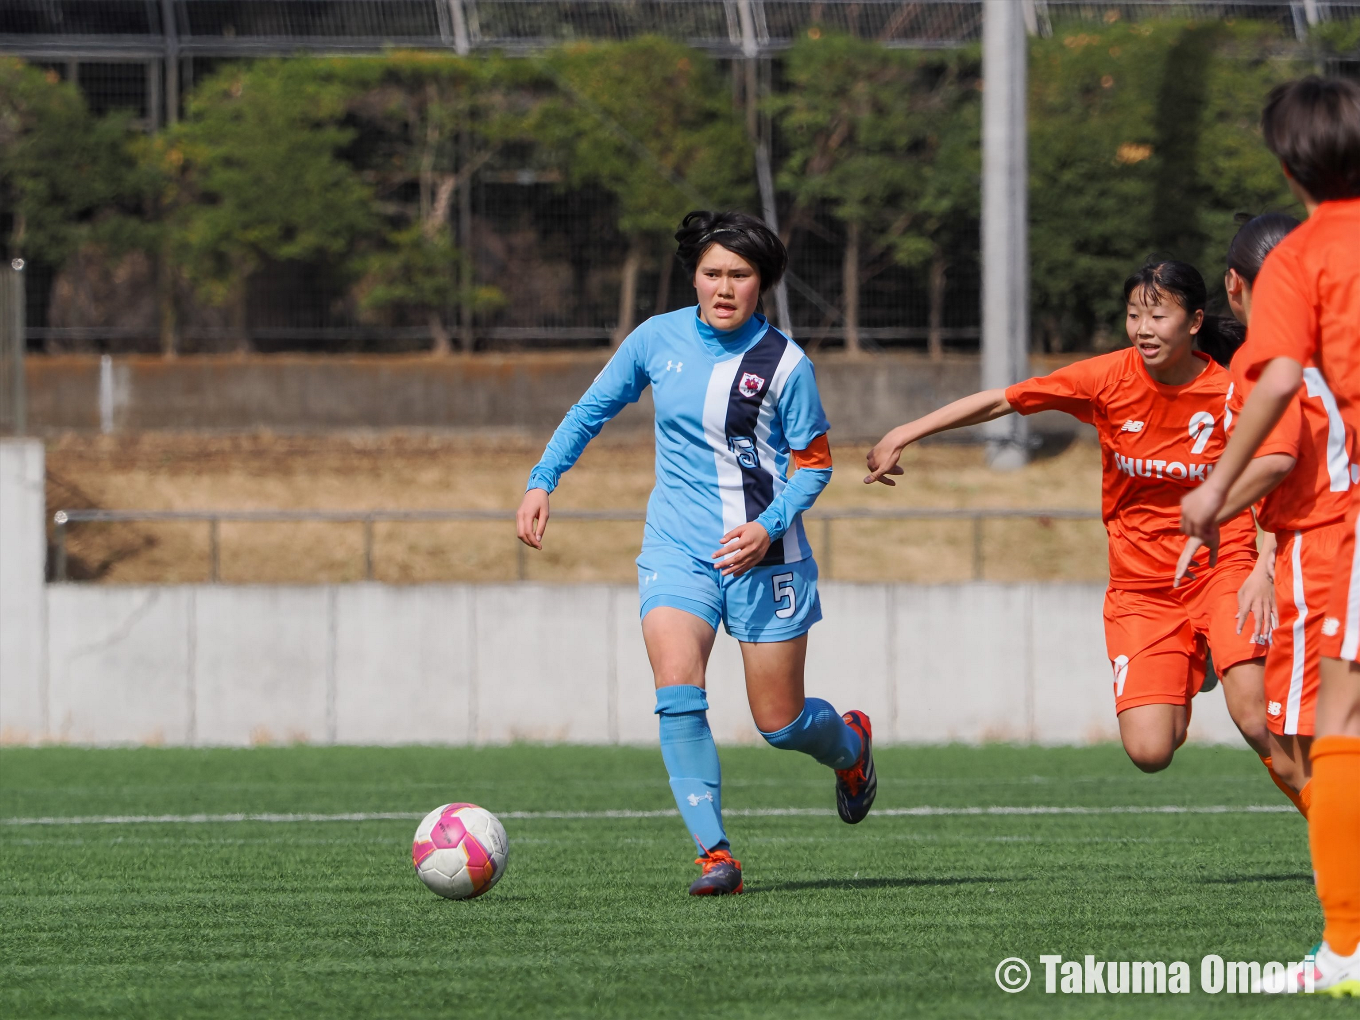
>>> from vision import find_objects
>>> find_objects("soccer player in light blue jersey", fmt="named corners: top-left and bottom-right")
top-left (517, 211), bottom-right (876, 895)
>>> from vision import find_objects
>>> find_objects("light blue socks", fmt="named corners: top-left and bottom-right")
top-left (759, 697), bottom-right (861, 769)
top-left (655, 684), bottom-right (728, 855)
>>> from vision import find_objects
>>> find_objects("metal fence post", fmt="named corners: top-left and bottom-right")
top-left (822, 516), bottom-right (833, 580)
top-left (1, 261), bottom-right (25, 435)
top-left (363, 518), bottom-right (375, 581)
top-left (209, 518), bottom-right (220, 583)
top-left (516, 541), bottom-right (527, 582)
top-left (972, 514), bottom-right (985, 581)
top-left (53, 511), bottom-right (68, 581)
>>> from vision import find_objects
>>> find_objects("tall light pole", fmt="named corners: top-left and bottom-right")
top-left (981, 0), bottom-right (1030, 469)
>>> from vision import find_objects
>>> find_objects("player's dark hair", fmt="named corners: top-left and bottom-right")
top-left (675, 211), bottom-right (788, 292)
top-left (1226, 212), bottom-right (1299, 284)
top-left (1262, 76), bottom-right (1360, 202)
top-left (1123, 258), bottom-right (1243, 367)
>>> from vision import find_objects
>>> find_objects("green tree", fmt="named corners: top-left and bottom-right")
top-left (1029, 19), bottom-right (1300, 351)
top-left (0, 59), bottom-right (131, 266)
top-left (535, 38), bottom-right (754, 344)
top-left (338, 53), bottom-right (530, 353)
top-left (163, 59), bottom-right (375, 352)
top-left (772, 34), bottom-right (980, 356)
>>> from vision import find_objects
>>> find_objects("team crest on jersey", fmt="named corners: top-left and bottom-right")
top-left (738, 372), bottom-right (766, 398)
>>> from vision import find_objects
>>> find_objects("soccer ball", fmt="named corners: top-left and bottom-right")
top-left (411, 803), bottom-right (508, 900)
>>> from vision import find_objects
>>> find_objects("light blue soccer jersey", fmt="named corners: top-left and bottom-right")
top-left (527, 307), bottom-right (831, 566)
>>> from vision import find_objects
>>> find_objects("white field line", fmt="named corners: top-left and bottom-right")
top-left (0, 804), bottom-right (1294, 826)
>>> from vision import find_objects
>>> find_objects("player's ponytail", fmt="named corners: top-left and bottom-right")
top-left (1192, 315), bottom-right (1245, 368)
top-left (675, 211), bottom-right (788, 292)
top-left (1122, 257), bottom-right (1242, 367)
top-left (1226, 212), bottom-right (1299, 285)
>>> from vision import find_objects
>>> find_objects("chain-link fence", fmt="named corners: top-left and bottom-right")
top-left (3, 1), bottom-right (1359, 355)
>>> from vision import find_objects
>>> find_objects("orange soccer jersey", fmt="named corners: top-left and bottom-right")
top-left (1006, 347), bottom-right (1258, 588)
top-left (1229, 342), bottom-right (1353, 535)
top-left (1229, 335), bottom-right (1353, 737)
top-left (1006, 349), bottom-right (1265, 712)
top-left (1243, 198), bottom-right (1360, 662)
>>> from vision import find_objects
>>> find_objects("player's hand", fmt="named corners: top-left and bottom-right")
top-left (864, 429), bottom-right (908, 486)
top-left (1180, 483), bottom-right (1225, 563)
top-left (713, 522), bottom-right (771, 578)
top-left (1173, 536), bottom-right (1206, 587)
top-left (1236, 562), bottom-right (1277, 644)
top-left (516, 488), bottom-right (550, 550)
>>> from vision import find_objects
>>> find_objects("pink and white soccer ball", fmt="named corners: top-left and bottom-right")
top-left (411, 803), bottom-right (508, 900)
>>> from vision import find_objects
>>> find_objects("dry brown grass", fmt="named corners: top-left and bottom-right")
top-left (45, 431), bottom-right (1108, 584)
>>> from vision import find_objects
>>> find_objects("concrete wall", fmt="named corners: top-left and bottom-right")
top-left (8, 580), bottom-right (1248, 748)
top-left (0, 441), bottom-right (46, 744)
top-left (26, 352), bottom-right (1089, 440)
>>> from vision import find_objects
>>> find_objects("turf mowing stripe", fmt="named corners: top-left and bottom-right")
top-left (0, 804), bottom-right (1295, 826)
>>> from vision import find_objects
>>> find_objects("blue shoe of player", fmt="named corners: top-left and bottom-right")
top-left (835, 710), bottom-right (877, 824)
top-left (688, 849), bottom-right (743, 896)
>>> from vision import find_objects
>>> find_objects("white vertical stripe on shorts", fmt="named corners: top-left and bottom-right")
top-left (1286, 530), bottom-right (1307, 735)
top-left (1342, 512), bottom-right (1360, 661)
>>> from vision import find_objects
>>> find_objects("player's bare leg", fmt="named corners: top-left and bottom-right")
top-left (1117, 703), bottom-right (1188, 773)
top-left (644, 607), bottom-right (716, 691)
top-left (740, 635), bottom-right (877, 824)
top-left (1219, 659), bottom-right (1271, 756)
top-left (739, 634), bottom-right (806, 732)
top-left (1266, 732), bottom-right (1312, 792)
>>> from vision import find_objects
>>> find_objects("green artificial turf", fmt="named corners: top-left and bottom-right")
top-left (0, 743), bottom-right (1346, 1018)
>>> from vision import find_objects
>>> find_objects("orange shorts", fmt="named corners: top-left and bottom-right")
top-left (1321, 498), bottom-right (1360, 663)
top-left (1267, 521), bottom-right (1345, 736)
top-left (1104, 557), bottom-right (1268, 714)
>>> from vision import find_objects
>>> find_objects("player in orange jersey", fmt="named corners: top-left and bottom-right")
top-left (866, 259), bottom-right (1271, 774)
top-left (1174, 213), bottom-right (1352, 819)
top-left (1180, 76), bottom-right (1360, 996)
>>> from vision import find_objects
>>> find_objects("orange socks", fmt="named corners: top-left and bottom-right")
top-left (1310, 735), bottom-right (1360, 957)
top-left (1260, 755), bottom-right (1310, 818)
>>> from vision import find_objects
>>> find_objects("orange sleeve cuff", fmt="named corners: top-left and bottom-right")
top-left (793, 434), bottom-right (833, 470)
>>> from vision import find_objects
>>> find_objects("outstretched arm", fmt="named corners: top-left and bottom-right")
top-left (864, 389), bottom-right (1014, 485)
top-left (517, 336), bottom-right (648, 549)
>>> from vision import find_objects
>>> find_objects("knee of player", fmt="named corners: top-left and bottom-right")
top-left (1125, 746), bottom-right (1175, 773)
top-left (758, 714), bottom-right (803, 747)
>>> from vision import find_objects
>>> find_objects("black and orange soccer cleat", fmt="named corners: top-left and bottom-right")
top-left (835, 710), bottom-right (877, 824)
top-left (688, 848), bottom-right (743, 896)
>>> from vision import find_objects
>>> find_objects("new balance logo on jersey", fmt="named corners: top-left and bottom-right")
top-left (1267, 700), bottom-right (1283, 717)
top-left (1121, 420), bottom-right (1145, 433)
top-left (738, 372), bottom-right (766, 398)
top-left (687, 792), bottom-right (714, 806)
top-left (1114, 453), bottom-right (1209, 481)
top-left (1323, 617), bottom-right (1341, 637)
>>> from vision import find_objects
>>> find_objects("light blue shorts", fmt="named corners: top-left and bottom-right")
top-left (637, 541), bottom-right (822, 643)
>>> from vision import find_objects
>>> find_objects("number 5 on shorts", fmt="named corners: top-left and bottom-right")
top-left (772, 572), bottom-right (796, 620)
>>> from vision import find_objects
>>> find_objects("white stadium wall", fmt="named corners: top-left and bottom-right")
top-left (0, 437), bottom-right (1246, 748)
top-left (9, 580), bottom-right (1248, 748)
